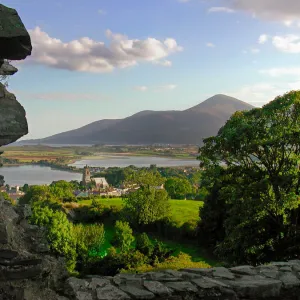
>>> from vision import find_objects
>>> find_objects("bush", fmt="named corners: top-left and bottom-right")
top-left (111, 221), bottom-right (135, 252)
top-left (136, 233), bottom-right (153, 256)
top-left (74, 223), bottom-right (106, 268)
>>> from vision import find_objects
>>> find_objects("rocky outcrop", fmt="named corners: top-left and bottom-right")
top-left (65, 263), bottom-right (300, 300)
top-left (0, 4), bottom-right (32, 60)
top-left (0, 83), bottom-right (28, 146)
top-left (0, 4), bottom-right (31, 147)
top-left (0, 198), bottom-right (69, 300)
top-left (0, 60), bottom-right (18, 76)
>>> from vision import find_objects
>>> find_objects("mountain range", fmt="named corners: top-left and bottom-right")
top-left (21, 94), bottom-right (254, 145)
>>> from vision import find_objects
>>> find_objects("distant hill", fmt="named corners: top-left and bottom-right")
top-left (21, 94), bottom-right (254, 146)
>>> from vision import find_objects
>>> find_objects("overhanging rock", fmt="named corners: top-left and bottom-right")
top-left (0, 4), bottom-right (32, 60)
top-left (0, 83), bottom-right (28, 146)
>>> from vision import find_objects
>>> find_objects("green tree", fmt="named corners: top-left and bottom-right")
top-left (19, 185), bottom-right (55, 205)
top-left (49, 180), bottom-right (75, 201)
top-left (136, 233), bottom-right (153, 256)
top-left (74, 223), bottom-right (106, 265)
top-left (123, 168), bottom-right (165, 187)
top-left (123, 187), bottom-right (171, 228)
top-left (111, 221), bottom-right (135, 252)
top-left (165, 177), bottom-right (193, 199)
top-left (22, 183), bottom-right (29, 193)
top-left (198, 91), bottom-right (300, 264)
top-left (30, 202), bottom-right (77, 271)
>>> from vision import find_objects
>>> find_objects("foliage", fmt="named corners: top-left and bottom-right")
top-left (198, 91), bottom-right (300, 264)
top-left (19, 185), bottom-right (55, 205)
top-left (49, 180), bottom-right (75, 201)
top-left (136, 233), bottom-right (154, 256)
top-left (74, 223), bottom-right (106, 266)
top-left (123, 186), bottom-right (171, 228)
top-left (29, 202), bottom-right (77, 271)
top-left (111, 221), bottom-right (135, 252)
top-left (165, 177), bottom-right (193, 199)
top-left (127, 252), bottom-right (211, 273)
top-left (0, 192), bottom-right (15, 205)
top-left (86, 247), bottom-right (148, 276)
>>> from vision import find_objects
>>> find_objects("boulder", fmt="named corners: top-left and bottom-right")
top-left (0, 4), bottom-right (32, 60)
top-left (0, 82), bottom-right (28, 146)
top-left (0, 60), bottom-right (18, 76)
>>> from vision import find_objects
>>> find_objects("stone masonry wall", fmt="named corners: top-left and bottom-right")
top-left (64, 263), bottom-right (300, 300)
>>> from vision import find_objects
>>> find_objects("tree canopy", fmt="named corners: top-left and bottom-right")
top-left (198, 91), bottom-right (300, 264)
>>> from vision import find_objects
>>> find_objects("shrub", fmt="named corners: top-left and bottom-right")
top-left (136, 233), bottom-right (153, 256)
top-left (111, 221), bottom-right (135, 252)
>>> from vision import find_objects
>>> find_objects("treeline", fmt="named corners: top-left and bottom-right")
top-left (92, 165), bottom-right (207, 200)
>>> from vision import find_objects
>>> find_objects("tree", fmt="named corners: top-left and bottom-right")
top-left (19, 185), bottom-right (55, 205)
top-left (165, 177), bottom-right (193, 199)
top-left (197, 91), bottom-right (300, 264)
top-left (123, 186), bottom-right (171, 228)
top-left (136, 233), bottom-right (153, 256)
top-left (123, 168), bottom-right (165, 188)
top-left (49, 180), bottom-right (75, 201)
top-left (111, 221), bottom-right (135, 252)
top-left (74, 223), bottom-right (106, 266)
top-left (30, 202), bottom-right (77, 271)
top-left (22, 183), bottom-right (29, 193)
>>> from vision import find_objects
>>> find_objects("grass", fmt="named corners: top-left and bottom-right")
top-left (2, 145), bottom-right (198, 163)
top-left (76, 198), bottom-right (219, 266)
top-left (78, 198), bottom-right (203, 226)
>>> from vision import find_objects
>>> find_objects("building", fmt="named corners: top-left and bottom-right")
top-left (82, 165), bottom-right (92, 185)
top-left (93, 177), bottom-right (109, 190)
top-left (82, 166), bottom-right (109, 190)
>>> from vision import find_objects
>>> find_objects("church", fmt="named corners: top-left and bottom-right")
top-left (82, 165), bottom-right (109, 189)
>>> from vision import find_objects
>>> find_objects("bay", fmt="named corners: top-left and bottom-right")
top-left (0, 165), bottom-right (82, 186)
top-left (0, 156), bottom-right (200, 186)
top-left (69, 155), bottom-right (200, 168)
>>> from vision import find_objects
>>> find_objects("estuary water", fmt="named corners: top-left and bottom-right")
top-left (0, 156), bottom-right (199, 186)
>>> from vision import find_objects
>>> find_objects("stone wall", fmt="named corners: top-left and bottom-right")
top-left (0, 198), bottom-right (69, 300)
top-left (64, 263), bottom-right (300, 300)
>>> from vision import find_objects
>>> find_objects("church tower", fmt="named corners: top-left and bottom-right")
top-left (82, 165), bottom-right (91, 185)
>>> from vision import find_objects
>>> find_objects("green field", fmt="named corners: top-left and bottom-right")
top-left (78, 198), bottom-right (203, 226)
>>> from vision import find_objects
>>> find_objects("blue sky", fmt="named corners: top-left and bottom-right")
top-left (2, 0), bottom-right (300, 138)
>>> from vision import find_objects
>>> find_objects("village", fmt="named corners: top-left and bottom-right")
top-left (1, 165), bottom-right (166, 201)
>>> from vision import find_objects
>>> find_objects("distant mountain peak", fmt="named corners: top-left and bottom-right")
top-left (186, 94), bottom-right (254, 113)
top-left (19, 94), bottom-right (254, 146)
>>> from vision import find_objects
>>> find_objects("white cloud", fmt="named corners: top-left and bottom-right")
top-left (134, 86), bottom-right (148, 92)
top-left (134, 84), bottom-right (177, 92)
top-left (259, 67), bottom-right (300, 77)
top-left (206, 42), bottom-right (215, 48)
top-left (208, 7), bottom-right (235, 13)
top-left (251, 48), bottom-right (260, 54)
top-left (258, 34), bottom-right (269, 44)
top-left (12, 90), bottom-right (111, 102)
top-left (153, 60), bottom-right (172, 67)
top-left (288, 80), bottom-right (300, 90)
top-left (272, 34), bottom-right (300, 53)
top-left (158, 84), bottom-right (177, 91)
top-left (224, 83), bottom-right (287, 107)
top-left (98, 9), bottom-right (107, 15)
top-left (24, 27), bottom-right (183, 73)
top-left (224, 0), bottom-right (300, 26)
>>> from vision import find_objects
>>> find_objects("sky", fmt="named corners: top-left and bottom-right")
top-left (2, 0), bottom-right (300, 139)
